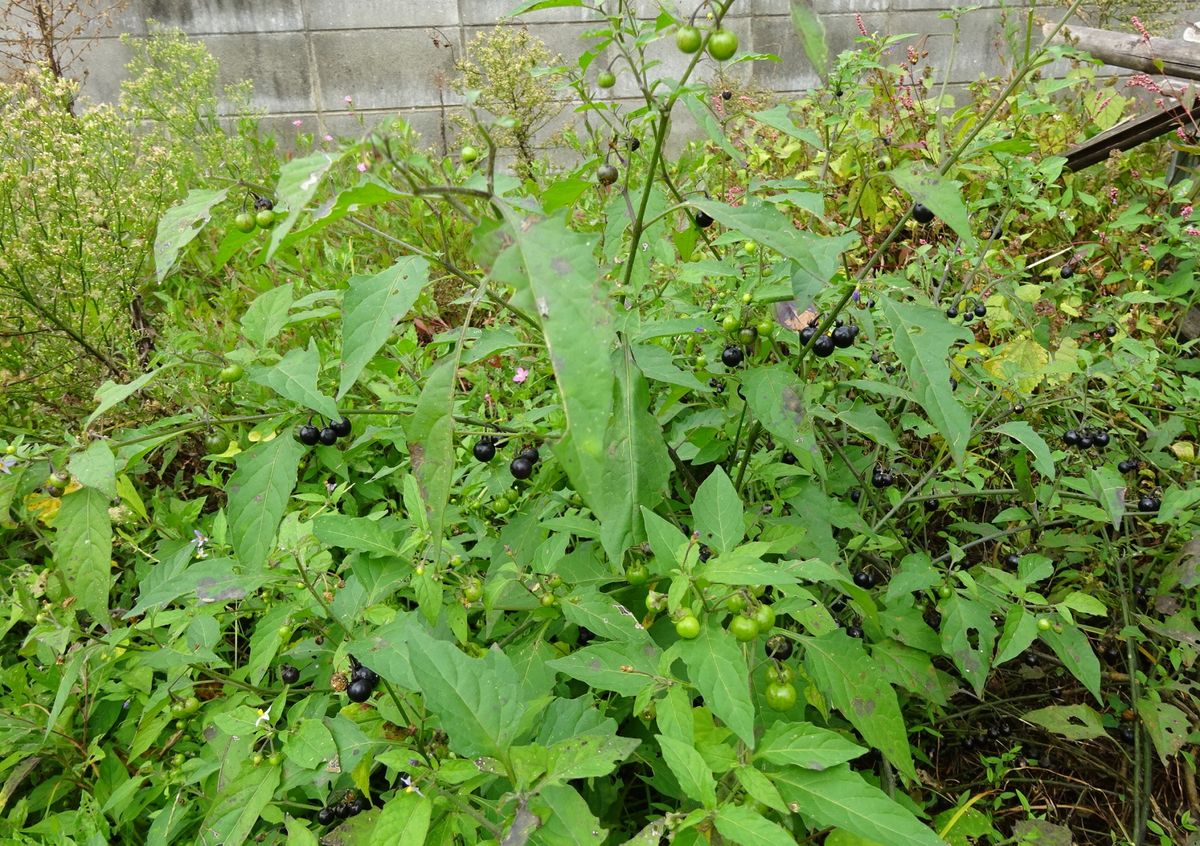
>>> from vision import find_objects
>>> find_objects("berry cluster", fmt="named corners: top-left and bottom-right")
top-left (1062, 427), bottom-right (1110, 450)
top-left (298, 416), bottom-right (352, 447)
top-left (945, 298), bottom-right (987, 323)
top-left (871, 465), bottom-right (896, 488)
top-left (474, 436), bottom-right (542, 480)
top-left (346, 656), bottom-right (379, 703)
top-left (316, 792), bottom-right (366, 825)
top-left (798, 320), bottom-right (859, 358)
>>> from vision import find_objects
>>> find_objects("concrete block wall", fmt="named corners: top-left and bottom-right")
top-left (20, 0), bottom-right (1176, 150)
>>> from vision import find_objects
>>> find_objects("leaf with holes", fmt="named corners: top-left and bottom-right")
top-left (1023, 704), bottom-right (1106, 740)
top-left (1136, 699), bottom-right (1189, 762)
top-left (266, 150), bottom-right (343, 260)
top-left (154, 187), bottom-right (229, 283)
top-left (940, 594), bottom-right (996, 697)
top-left (880, 297), bottom-right (974, 465)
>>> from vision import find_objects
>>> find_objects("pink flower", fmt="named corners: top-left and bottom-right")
top-left (356, 162), bottom-right (368, 173)
top-left (1187, 227), bottom-right (1200, 236)
top-left (855, 13), bottom-right (869, 37)
top-left (1181, 205), bottom-right (1193, 218)
top-left (344, 95), bottom-right (354, 104)
top-left (513, 367), bottom-right (529, 384)
top-left (1131, 15), bottom-right (1151, 44)
top-left (292, 119), bottom-right (303, 127)
top-left (324, 134), bottom-right (334, 142)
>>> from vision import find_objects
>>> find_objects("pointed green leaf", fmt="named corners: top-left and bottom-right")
top-left (530, 784), bottom-right (607, 846)
top-left (992, 421), bottom-right (1055, 480)
top-left (789, 0), bottom-right (828, 79)
top-left (994, 606), bottom-right (1038, 665)
top-left (742, 366), bottom-right (819, 469)
top-left (560, 587), bottom-right (652, 645)
top-left (312, 514), bottom-right (395, 557)
top-left (1022, 704), bottom-right (1105, 740)
top-left (68, 440), bottom-right (116, 498)
top-left (87, 364), bottom-right (176, 428)
top-left (692, 466), bottom-right (743, 555)
top-left (545, 732), bottom-right (640, 783)
top-left (676, 624), bottom-right (756, 748)
top-left (772, 764), bottom-right (944, 846)
top-left (249, 341), bottom-right (339, 420)
top-left (406, 360), bottom-right (456, 578)
top-left (370, 790), bottom-right (432, 846)
top-left (55, 487), bottom-right (112, 625)
top-left (155, 187), bottom-right (229, 283)
top-left (266, 150), bottom-right (343, 260)
top-left (339, 256), bottom-right (430, 398)
top-left (841, 399), bottom-right (901, 452)
top-left (657, 735), bottom-right (717, 809)
top-left (887, 162), bottom-right (976, 246)
top-left (285, 718), bottom-right (337, 769)
top-left (1136, 699), bottom-right (1189, 762)
top-left (1088, 466), bottom-right (1127, 530)
top-left (939, 595), bottom-right (996, 697)
top-left (548, 642), bottom-right (660, 697)
top-left (683, 93), bottom-right (745, 164)
top-left (241, 283), bottom-right (294, 348)
top-left (880, 298), bottom-right (974, 465)
top-left (1040, 624), bottom-right (1101, 702)
top-left (757, 721), bottom-right (867, 770)
top-left (196, 765), bottom-right (281, 846)
top-left (714, 804), bottom-right (797, 846)
top-left (226, 435), bottom-right (306, 571)
top-left (801, 632), bottom-right (916, 780)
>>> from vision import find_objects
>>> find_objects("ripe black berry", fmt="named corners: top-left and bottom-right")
top-left (812, 335), bottom-right (835, 357)
top-left (317, 807), bottom-right (334, 825)
top-left (1119, 726), bottom-right (1136, 743)
top-left (912, 203), bottom-right (935, 224)
top-left (1137, 495), bottom-right (1159, 513)
top-left (722, 90), bottom-right (733, 100)
top-left (695, 210), bottom-right (714, 229)
top-left (946, 307), bottom-right (958, 319)
top-left (628, 137), bottom-right (640, 151)
top-left (782, 452), bottom-right (798, 465)
top-left (870, 351), bottom-right (881, 364)
top-left (850, 489), bottom-right (861, 503)
top-left (349, 799), bottom-right (366, 815)
top-left (280, 665), bottom-right (300, 684)
top-left (1060, 265), bottom-right (1074, 279)
top-left (853, 570), bottom-right (875, 589)
top-left (1104, 324), bottom-right (1117, 337)
top-left (831, 325), bottom-right (854, 348)
top-left (973, 303), bottom-right (987, 318)
top-left (1063, 430), bottom-right (1081, 447)
top-left (319, 427), bottom-right (338, 446)
top-left (335, 802), bottom-right (353, 818)
top-left (799, 325), bottom-right (817, 345)
top-left (298, 425), bottom-right (320, 446)
top-left (473, 439), bottom-right (496, 462)
top-left (331, 417), bottom-right (352, 438)
top-left (765, 635), bottom-right (793, 660)
top-left (846, 625), bottom-right (864, 639)
top-left (871, 470), bottom-right (893, 488)
top-left (722, 345), bottom-right (744, 367)
top-left (1118, 458), bottom-right (1137, 473)
top-left (519, 446), bottom-right (540, 464)
top-left (1093, 430), bottom-right (1110, 448)
top-left (352, 665), bottom-right (378, 685)
top-left (510, 457), bottom-right (534, 480)
top-left (709, 378), bottom-right (725, 393)
top-left (962, 310), bottom-right (974, 323)
top-left (346, 678), bottom-right (373, 703)
top-left (1078, 432), bottom-right (1094, 449)
top-left (1003, 553), bottom-right (1020, 567)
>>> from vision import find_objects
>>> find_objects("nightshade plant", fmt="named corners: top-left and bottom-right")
top-left (0, 0), bottom-right (1198, 844)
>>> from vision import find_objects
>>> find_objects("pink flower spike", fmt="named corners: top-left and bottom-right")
top-left (292, 119), bottom-right (303, 127)
top-left (356, 162), bottom-right (368, 172)
top-left (513, 367), bottom-right (529, 384)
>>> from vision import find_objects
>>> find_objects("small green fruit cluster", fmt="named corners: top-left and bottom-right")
top-left (234, 198), bottom-right (277, 233)
top-left (675, 25), bottom-right (738, 61)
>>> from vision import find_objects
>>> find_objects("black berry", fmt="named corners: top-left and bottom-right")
top-left (1003, 553), bottom-right (1020, 567)
top-left (1060, 265), bottom-right (1073, 279)
top-left (1093, 430), bottom-right (1110, 448)
top-left (853, 570), bottom-right (875, 589)
top-left (510, 457), bottom-right (534, 480)
top-left (722, 90), bottom-right (732, 100)
top-left (973, 303), bottom-right (987, 318)
top-left (519, 446), bottom-right (540, 464)
top-left (280, 665), bottom-right (300, 684)
top-left (695, 210), bottom-right (714, 229)
top-left (831, 325), bottom-right (854, 348)
top-left (1137, 495), bottom-right (1159, 513)
top-left (722, 345), bottom-right (744, 367)
top-left (912, 203), bottom-right (935, 224)
top-left (846, 625), bottom-right (864, 639)
top-left (346, 678), bottom-right (373, 703)
top-left (352, 665), bottom-right (378, 685)
top-left (850, 489), bottom-right (861, 503)
top-left (331, 417), bottom-right (352, 438)
top-left (812, 335), bottom-right (835, 357)
top-left (1063, 430), bottom-right (1081, 447)
top-left (319, 427), bottom-right (338, 446)
top-left (1104, 324), bottom-right (1117, 337)
top-left (628, 137), bottom-right (640, 151)
top-left (317, 807), bottom-right (334, 825)
top-left (298, 425), bottom-right (320, 446)
top-left (765, 635), bottom-right (793, 661)
top-left (1078, 432), bottom-right (1094, 449)
top-left (1119, 726), bottom-right (1136, 743)
top-left (946, 307), bottom-right (958, 319)
top-left (335, 802), bottom-right (353, 818)
top-left (473, 439), bottom-right (496, 462)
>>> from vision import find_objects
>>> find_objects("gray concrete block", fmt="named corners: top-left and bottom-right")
top-left (750, 15), bottom-right (821, 90)
top-left (133, 0), bottom-right (305, 34)
top-left (201, 32), bottom-right (314, 112)
top-left (461, 0), bottom-right (604, 25)
top-left (77, 37), bottom-right (135, 104)
top-left (304, 0), bottom-right (461, 29)
top-left (312, 28), bottom-right (460, 111)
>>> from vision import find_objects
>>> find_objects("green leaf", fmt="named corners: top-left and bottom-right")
top-left (86, 364), bottom-right (175, 428)
top-left (1040, 624), bottom-right (1101, 702)
top-left (714, 804), bottom-right (797, 846)
top-left (801, 632), bottom-right (916, 781)
top-left (939, 595), bottom-right (996, 697)
top-left (994, 606), bottom-right (1038, 665)
top-left (886, 162), bottom-right (976, 247)
top-left (544, 732), bottom-right (640, 782)
top-left (692, 466), bottom-right (743, 555)
top-left (992, 421), bottom-right (1055, 480)
top-left (657, 735), bottom-right (717, 809)
top-left (1059, 590), bottom-right (1107, 617)
top-left (1136, 699), bottom-right (1189, 762)
top-left (560, 587), bottom-right (652, 645)
top-left (370, 790), bottom-right (432, 846)
top-left (741, 366), bottom-right (818, 468)
top-left (676, 624), bottom-right (756, 748)
top-left (54, 488), bottom-right (112, 625)
top-left (339, 256), bottom-right (430, 398)
top-left (312, 514), bottom-right (395, 557)
top-left (154, 187), bottom-right (229, 283)
top-left (757, 721), bottom-right (867, 771)
top-left (45, 648), bottom-right (86, 740)
top-left (68, 440), bottom-right (116, 498)
top-left (1087, 466), bottom-right (1127, 530)
top-left (499, 210), bottom-right (613, 462)
top-left (196, 765), bottom-right (281, 846)
top-left (683, 93), bottom-right (746, 164)
top-left (789, 0), bottom-right (828, 79)
top-left (406, 628), bottom-right (527, 759)
top-left (226, 435), bottom-right (306, 571)
top-left (690, 199), bottom-right (855, 277)
top-left (548, 642), bottom-right (659, 697)
top-left (631, 343), bottom-right (708, 392)
top-left (1022, 704), bottom-right (1106, 740)
top-left (772, 764), bottom-right (944, 846)
top-left (698, 545), bottom-right (799, 586)
top-left (249, 340), bottom-right (339, 420)
top-left (285, 718), bottom-right (337, 769)
top-left (406, 360), bottom-right (456, 578)
top-left (841, 400), bottom-right (901, 452)
top-left (530, 784), bottom-right (607, 845)
top-left (750, 105), bottom-right (824, 150)
top-left (266, 150), bottom-right (343, 260)
top-left (241, 283), bottom-right (294, 348)
top-left (283, 180), bottom-right (404, 247)
top-left (880, 298), bottom-right (974, 465)
top-left (509, 0), bottom-right (584, 15)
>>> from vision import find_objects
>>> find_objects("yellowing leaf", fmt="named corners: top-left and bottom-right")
top-left (982, 336), bottom-right (1049, 393)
